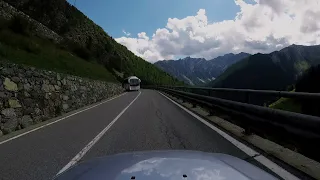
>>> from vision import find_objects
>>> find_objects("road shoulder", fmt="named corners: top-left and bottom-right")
top-left (160, 92), bottom-right (320, 180)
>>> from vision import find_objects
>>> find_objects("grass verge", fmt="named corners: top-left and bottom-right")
top-left (0, 29), bottom-right (116, 82)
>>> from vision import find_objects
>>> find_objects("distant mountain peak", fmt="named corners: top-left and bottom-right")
top-left (154, 52), bottom-right (251, 85)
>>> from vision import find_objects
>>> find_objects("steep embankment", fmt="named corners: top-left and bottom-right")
top-left (0, 0), bottom-right (181, 85)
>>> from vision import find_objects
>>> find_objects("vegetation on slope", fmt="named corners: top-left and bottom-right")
top-left (268, 64), bottom-right (320, 117)
top-left (295, 64), bottom-right (320, 116)
top-left (211, 45), bottom-right (320, 89)
top-left (2, 0), bottom-right (182, 85)
top-left (269, 98), bottom-right (301, 113)
top-left (209, 45), bottom-right (320, 105)
top-left (0, 17), bottom-right (116, 82)
top-left (268, 89), bottom-right (302, 113)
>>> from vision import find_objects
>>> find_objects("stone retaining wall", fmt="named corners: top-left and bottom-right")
top-left (0, 61), bottom-right (123, 135)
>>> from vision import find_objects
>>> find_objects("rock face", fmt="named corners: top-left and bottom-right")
top-left (0, 61), bottom-right (123, 134)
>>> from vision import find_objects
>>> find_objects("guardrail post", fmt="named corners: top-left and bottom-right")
top-left (243, 127), bottom-right (252, 135)
top-left (245, 92), bottom-right (250, 104)
top-left (208, 109), bottom-right (215, 116)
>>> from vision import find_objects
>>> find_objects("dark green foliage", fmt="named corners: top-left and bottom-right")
top-left (0, 29), bottom-right (116, 82)
top-left (0, 17), bottom-right (10, 30)
top-left (72, 46), bottom-right (92, 60)
top-left (9, 15), bottom-right (34, 36)
top-left (295, 64), bottom-right (320, 116)
top-left (0, 29), bottom-right (41, 54)
top-left (210, 45), bottom-right (320, 105)
top-left (58, 38), bottom-right (92, 60)
top-left (269, 98), bottom-right (301, 113)
top-left (286, 84), bottom-right (295, 91)
top-left (3, 0), bottom-right (181, 85)
top-left (211, 53), bottom-right (294, 90)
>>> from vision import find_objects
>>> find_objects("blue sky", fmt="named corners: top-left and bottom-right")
top-left (67, 0), bottom-right (240, 38)
top-left (66, 0), bottom-right (319, 62)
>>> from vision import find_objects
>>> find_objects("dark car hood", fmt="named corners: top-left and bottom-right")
top-left (54, 150), bottom-right (277, 180)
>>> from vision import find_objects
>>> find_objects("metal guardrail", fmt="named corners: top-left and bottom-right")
top-left (161, 86), bottom-right (320, 100)
top-left (146, 86), bottom-right (320, 161)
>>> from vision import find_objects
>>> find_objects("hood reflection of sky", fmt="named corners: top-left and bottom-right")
top-left (118, 157), bottom-right (250, 180)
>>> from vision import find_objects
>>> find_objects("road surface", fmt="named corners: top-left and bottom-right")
top-left (0, 90), bottom-right (292, 180)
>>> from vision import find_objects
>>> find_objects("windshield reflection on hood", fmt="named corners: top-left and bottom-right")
top-left (119, 157), bottom-right (249, 180)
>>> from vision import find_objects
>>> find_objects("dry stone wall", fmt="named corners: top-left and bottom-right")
top-left (0, 61), bottom-right (123, 135)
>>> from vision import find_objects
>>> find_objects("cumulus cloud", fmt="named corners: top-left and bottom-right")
top-left (116, 0), bottom-right (320, 63)
top-left (122, 29), bottom-right (131, 36)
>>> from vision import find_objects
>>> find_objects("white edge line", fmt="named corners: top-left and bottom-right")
top-left (56, 91), bottom-right (141, 175)
top-left (159, 92), bottom-right (300, 180)
top-left (0, 93), bottom-right (127, 146)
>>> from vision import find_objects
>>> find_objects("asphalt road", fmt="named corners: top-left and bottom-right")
top-left (0, 90), bottom-right (282, 180)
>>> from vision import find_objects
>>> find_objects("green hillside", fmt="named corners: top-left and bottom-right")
top-left (269, 89), bottom-right (302, 113)
top-left (1, 0), bottom-right (182, 85)
top-left (269, 64), bottom-right (320, 117)
top-left (211, 45), bottom-right (320, 89)
top-left (269, 98), bottom-right (301, 113)
top-left (294, 64), bottom-right (320, 116)
top-left (209, 45), bottom-right (320, 105)
top-left (0, 21), bottom-right (117, 82)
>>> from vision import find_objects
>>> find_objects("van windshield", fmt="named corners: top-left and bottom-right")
top-left (129, 79), bottom-right (140, 86)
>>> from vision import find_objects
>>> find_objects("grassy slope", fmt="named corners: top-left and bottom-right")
top-left (268, 89), bottom-right (302, 113)
top-left (0, 29), bottom-right (117, 82)
top-left (269, 98), bottom-right (301, 113)
top-left (1, 0), bottom-right (182, 85)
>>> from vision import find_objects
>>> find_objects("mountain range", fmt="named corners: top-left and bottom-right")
top-left (211, 44), bottom-right (320, 91)
top-left (155, 53), bottom-right (250, 85)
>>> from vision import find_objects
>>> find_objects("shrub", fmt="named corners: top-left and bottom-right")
top-left (25, 41), bottom-right (41, 54)
top-left (0, 18), bottom-right (10, 30)
top-left (72, 46), bottom-right (91, 60)
top-left (9, 15), bottom-right (35, 36)
top-left (0, 29), bottom-right (41, 54)
top-left (58, 38), bottom-right (91, 60)
top-left (0, 43), bottom-right (8, 57)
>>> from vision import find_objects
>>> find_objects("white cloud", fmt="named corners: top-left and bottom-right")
top-left (122, 29), bottom-right (131, 36)
top-left (116, 0), bottom-right (320, 63)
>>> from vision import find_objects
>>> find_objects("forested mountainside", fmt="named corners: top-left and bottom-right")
top-left (295, 64), bottom-right (320, 116)
top-left (269, 64), bottom-right (320, 117)
top-left (1, 0), bottom-right (182, 85)
top-left (155, 53), bottom-right (250, 85)
top-left (211, 45), bottom-right (320, 91)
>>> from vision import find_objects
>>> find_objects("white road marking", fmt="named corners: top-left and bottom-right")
top-left (0, 93), bottom-right (127, 145)
top-left (57, 91), bottom-right (141, 175)
top-left (159, 92), bottom-right (300, 180)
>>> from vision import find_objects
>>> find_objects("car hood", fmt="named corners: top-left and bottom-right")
top-left (54, 150), bottom-right (277, 180)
